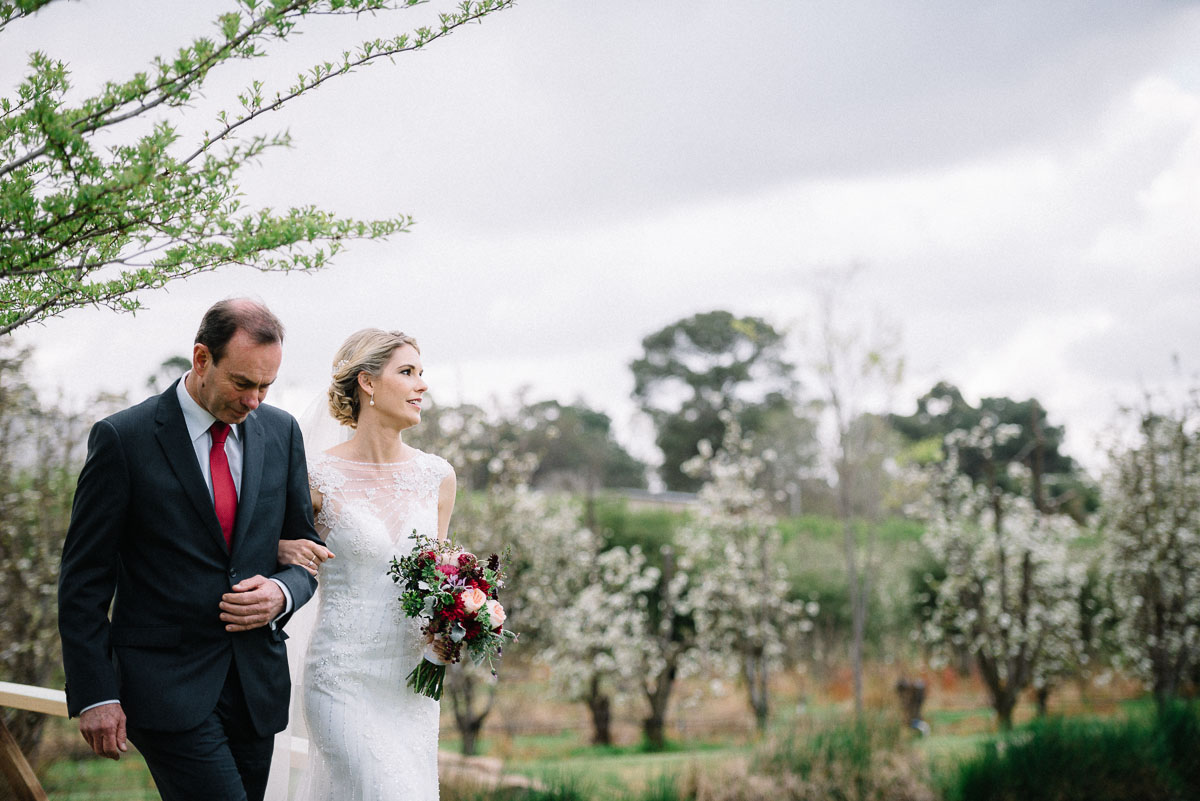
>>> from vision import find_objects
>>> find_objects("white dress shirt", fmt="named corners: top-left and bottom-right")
top-left (173, 375), bottom-right (293, 615)
top-left (175, 375), bottom-right (245, 502)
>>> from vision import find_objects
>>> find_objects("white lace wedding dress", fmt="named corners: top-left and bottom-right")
top-left (288, 450), bottom-right (452, 801)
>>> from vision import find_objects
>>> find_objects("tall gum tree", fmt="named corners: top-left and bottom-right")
top-left (630, 310), bottom-right (796, 492)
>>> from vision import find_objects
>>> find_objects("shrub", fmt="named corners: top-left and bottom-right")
top-left (944, 703), bottom-right (1200, 801)
top-left (1155, 700), bottom-right (1200, 798)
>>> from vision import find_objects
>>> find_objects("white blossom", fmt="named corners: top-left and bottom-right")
top-left (1100, 398), bottom-right (1200, 701)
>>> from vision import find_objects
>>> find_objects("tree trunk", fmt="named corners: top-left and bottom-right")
top-left (1031, 400), bottom-right (1046, 513)
top-left (642, 666), bottom-right (675, 750)
top-left (841, 514), bottom-right (865, 719)
top-left (977, 649), bottom-right (1020, 731)
top-left (586, 676), bottom-right (613, 746)
top-left (447, 664), bottom-right (496, 756)
top-left (995, 687), bottom-right (1018, 730)
top-left (744, 653), bottom-right (770, 734)
top-left (460, 719), bottom-right (483, 757)
top-left (641, 546), bottom-right (681, 751)
top-left (1035, 685), bottom-right (1050, 718)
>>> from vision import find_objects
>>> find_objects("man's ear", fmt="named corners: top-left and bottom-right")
top-left (193, 343), bottom-right (212, 375)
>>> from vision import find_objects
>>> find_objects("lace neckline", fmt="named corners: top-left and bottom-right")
top-left (319, 450), bottom-right (425, 467)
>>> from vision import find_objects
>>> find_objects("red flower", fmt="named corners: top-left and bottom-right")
top-left (440, 592), bottom-right (467, 622)
top-left (436, 564), bottom-right (459, 578)
top-left (457, 553), bottom-right (476, 567)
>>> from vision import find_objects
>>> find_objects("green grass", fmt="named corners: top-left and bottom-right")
top-left (505, 739), bottom-right (752, 798)
top-left (777, 515), bottom-right (925, 546)
top-left (40, 752), bottom-right (159, 800)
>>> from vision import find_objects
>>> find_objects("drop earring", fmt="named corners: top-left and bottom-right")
top-left (369, 395), bottom-right (375, 407)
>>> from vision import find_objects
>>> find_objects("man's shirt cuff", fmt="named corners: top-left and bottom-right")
top-left (269, 577), bottom-right (294, 630)
top-left (80, 700), bottom-right (120, 715)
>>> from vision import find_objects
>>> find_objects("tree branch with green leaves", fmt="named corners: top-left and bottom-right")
top-left (0, 0), bottom-right (514, 336)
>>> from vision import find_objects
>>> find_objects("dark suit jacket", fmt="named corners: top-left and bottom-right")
top-left (58, 380), bottom-right (322, 736)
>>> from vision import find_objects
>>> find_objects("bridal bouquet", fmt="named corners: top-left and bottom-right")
top-left (388, 534), bottom-right (516, 700)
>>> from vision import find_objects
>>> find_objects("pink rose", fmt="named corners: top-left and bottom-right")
top-left (461, 587), bottom-right (487, 615)
top-left (485, 599), bottom-right (506, 628)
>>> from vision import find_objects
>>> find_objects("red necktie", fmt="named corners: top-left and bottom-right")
top-left (209, 422), bottom-right (237, 549)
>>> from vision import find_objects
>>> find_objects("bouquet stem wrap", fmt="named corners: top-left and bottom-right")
top-left (407, 646), bottom-right (448, 700)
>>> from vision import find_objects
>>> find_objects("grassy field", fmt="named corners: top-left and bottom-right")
top-left (25, 660), bottom-right (1151, 801)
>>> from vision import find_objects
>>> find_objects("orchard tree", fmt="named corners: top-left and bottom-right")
top-left (636, 542), bottom-right (702, 751)
top-left (631, 310), bottom-right (796, 491)
top-left (682, 415), bottom-right (814, 732)
top-left (428, 417), bottom-right (597, 755)
top-left (920, 422), bottom-right (1086, 729)
top-left (0, 0), bottom-right (512, 335)
top-left (443, 480), bottom-right (596, 755)
top-left (1102, 396), bottom-right (1200, 705)
top-left (540, 545), bottom-right (659, 746)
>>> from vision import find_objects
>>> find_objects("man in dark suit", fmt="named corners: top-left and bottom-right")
top-left (58, 299), bottom-right (325, 801)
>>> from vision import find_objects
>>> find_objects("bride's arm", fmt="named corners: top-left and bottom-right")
top-left (277, 488), bottom-right (335, 576)
top-left (436, 469), bottom-right (456, 541)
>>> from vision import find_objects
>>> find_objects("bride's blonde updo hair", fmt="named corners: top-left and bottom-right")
top-left (328, 328), bottom-right (420, 427)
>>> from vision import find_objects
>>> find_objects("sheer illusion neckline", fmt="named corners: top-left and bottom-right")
top-left (319, 450), bottom-right (424, 467)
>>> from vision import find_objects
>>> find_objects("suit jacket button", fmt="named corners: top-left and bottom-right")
top-left (229, 569), bottom-right (238, 579)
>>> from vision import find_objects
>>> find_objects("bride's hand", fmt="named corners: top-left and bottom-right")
top-left (278, 540), bottom-right (335, 577)
top-left (425, 632), bottom-right (458, 663)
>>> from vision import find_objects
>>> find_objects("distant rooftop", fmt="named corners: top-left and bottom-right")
top-left (607, 487), bottom-right (699, 507)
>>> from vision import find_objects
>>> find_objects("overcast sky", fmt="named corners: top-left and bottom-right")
top-left (5, 0), bottom-right (1200, 473)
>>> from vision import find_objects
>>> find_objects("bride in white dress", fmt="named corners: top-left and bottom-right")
top-left (275, 328), bottom-right (456, 801)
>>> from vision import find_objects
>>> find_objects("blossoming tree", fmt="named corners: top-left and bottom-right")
top-left (541, 545), bottom-right (659, 745)
top-left (682, 415), bottom-right (814, 732)
top-left (1101, 397), bottom-right (1200, 705)
top-left (920, 419), bottom-right (1086, 729)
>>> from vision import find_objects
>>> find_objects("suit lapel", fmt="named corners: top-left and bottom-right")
top-left (154, 382), bottom-right (228, 552)
top-left (232, 410), bottom-right (264, 556)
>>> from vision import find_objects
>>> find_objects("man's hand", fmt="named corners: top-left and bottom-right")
top-left (79, 703), bottom-right (127, 760)
top-left (220, 574), bottom-right (285, 631)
